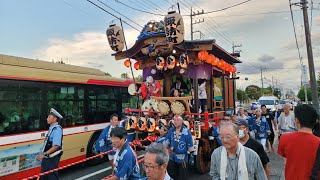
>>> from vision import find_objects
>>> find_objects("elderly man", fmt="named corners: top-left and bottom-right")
top-left (164, 115), bottom-right (194, 180)
top-left (278, 103), bottom-right (297, 137)
top-left (209, 122), bottom-right (267, 180)
top-left (141, 143), bottom-right (172, 180)
top-left (235, 120), bottom-right (270, 179)
top-left (237, 107), bottom-right (248, 121)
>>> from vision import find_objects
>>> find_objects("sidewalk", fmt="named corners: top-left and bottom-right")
top-left (269, 135), bottom-right (285, 180)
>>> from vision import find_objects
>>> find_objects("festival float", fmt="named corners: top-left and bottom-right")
top-left (106, 9), bottom-right (241, 173)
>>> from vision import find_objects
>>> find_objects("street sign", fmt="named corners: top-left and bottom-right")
top-left (302, 65), bottom-right (309, 85)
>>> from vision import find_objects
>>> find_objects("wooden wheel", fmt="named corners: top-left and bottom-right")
top-left (195, 138), bottom-right (211, 174)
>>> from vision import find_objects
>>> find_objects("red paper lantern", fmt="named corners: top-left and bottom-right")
top-left (232, 66), bottom-right (237, 73)
top-left (217, 59), bottom-right (224, 69)
top-left (207, 54), bottom-right (215, 64)
top-left (134, 61), bottom-right (140, 70)
top-left (124, 60), bottom-right (131, 67)
top-left (212, 57), bottom-right (219, 66)
top-left (198, 50), bottom-right (208, 61)
top-left (225, 63), bottom-right (231, 71)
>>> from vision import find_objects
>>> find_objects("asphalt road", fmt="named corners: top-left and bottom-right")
top-left (59, 142), bottom-right (284, 180)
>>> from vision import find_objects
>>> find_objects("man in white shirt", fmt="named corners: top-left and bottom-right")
top-left (278, 104), bottom-right (297, 137)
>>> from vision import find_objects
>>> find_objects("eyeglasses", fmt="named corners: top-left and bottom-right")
top-left (144, 164), bottom-right (161, 170)
top-left (221, 118), bottom-right (231, 121)
top-left (219, 135), bottom-right (237, 141)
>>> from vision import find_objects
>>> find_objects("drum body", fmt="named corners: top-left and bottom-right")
top-left (171, 100), bottom-right (186, 115)
top-left (158, 100), bottom-right (171, 115)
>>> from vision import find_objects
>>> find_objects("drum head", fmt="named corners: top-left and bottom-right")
top-left (128, 84), bottom-right (137, 95)
top-left (158, 100), bottom-right (170, 115)
top-left (146, 118), bottom-right (156, 132)
top-left (150, 99), bottom-right (159, 112)
top-left (141, 99), bottom-right (152, 115)
top-left (171, 100), bottom-right (186, 115)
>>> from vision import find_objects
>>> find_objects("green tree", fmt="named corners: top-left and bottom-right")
top-left (121, 73), bottom-right (130, 79)
top-left (245, 85), bottom-right (262, 100)
top-left (237, 89), bottom-right (248, 103)
top-left (297, 86), bottom-right (312, 102)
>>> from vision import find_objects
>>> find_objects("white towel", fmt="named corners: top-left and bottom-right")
top-left (220, 142), bottom-right (248, 180)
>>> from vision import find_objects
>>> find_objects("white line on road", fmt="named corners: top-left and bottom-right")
top-left (75, 154), bottom-right (145, 180)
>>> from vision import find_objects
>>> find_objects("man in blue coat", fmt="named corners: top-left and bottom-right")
top-left (109, 127), bottom-right (140, 180)
top-left (95, 114), bottom-right (119, 171)
top-left (164, 115), bottom-right (194, 180)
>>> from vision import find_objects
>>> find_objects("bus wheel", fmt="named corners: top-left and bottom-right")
top-left (195, 138), bottom-right (211, 174)
top-left (86, 131), bottom-right (106, 166)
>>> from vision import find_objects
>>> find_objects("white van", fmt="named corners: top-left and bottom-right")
top-left (258, 95), bottom-right (279, 112)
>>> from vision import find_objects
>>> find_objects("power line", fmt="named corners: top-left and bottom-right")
top-left (114, 0), bottom-right (255, 16)
top-left (289, 0), bottom-right (303, 64)
top-left (97, 0), bottom-right (143, 28)
top-left (200, 0), bottom-right (254, 15)
top-left (86, 0), bottom-right (141, 32)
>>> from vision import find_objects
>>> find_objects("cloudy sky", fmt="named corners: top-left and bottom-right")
top-left (0, 0), bottom-right (319, 94)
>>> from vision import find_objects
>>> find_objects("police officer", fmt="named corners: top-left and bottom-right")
top-left (36, 108), bottom-right (63, 180)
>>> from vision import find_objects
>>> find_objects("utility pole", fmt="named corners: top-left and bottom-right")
top-left (190, 7), bottom-right (204, 114)
top-left (261, 68), bottom-right (264, 95)
top-left (301, 0), bottom-right (319, 112)
top-left (272, 76), bottom-right (274, 95)
top-left (190, 7), bottom-right (204, 40)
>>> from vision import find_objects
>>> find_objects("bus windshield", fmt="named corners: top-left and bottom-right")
top-left (258, 100), bottom-right (275, 105)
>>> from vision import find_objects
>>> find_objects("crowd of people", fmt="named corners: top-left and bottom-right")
top-left (92, 104), bottom-right (318, 180)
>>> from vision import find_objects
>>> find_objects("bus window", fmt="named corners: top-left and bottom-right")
top-left (0, 80), bottom-right (42, 135)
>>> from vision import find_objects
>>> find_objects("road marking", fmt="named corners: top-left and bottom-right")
top-left (75, 154), bottom-right (145, 180)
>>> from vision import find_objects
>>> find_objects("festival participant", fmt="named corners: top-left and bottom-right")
top-left (136, 76), bottom-right (161, 101)
top-left (95, 114), bottom-right (119, 172)
top-left (209, 122), bottom-right (267, 179)
top-left (252, 109), bottom-right (271, 151)
top-left (278, 103), bottom-right (296, 137)
top-left (141, 143), bottom-right (172, 180)
top-left (261, 104), bottom-right (278, 152)
top-left (235, 120), bottom-right (270, 179)
top-left (164, 115), bottom-right (194, 180)
top-left (278, 104), bottom-right (320, 180)
top-left (108, 127), bottom-right (140, 180)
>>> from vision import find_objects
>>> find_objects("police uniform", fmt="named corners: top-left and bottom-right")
top-left (40, 108), bottom-right (63, 180)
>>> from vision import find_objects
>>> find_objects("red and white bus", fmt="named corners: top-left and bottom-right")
top-left (0, 54), bottom-right (136, 179)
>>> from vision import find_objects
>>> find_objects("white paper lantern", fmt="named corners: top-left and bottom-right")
top-left (106, 24), bottom-right (125, 52)
top-left (179, 53), bottom-right (188, 68)
top-left (164, 11), bottom-right (184, 44)
top-left (156, 56), bottom-right (165, 70)
top-left (166, 55), bottom-right (176, 69)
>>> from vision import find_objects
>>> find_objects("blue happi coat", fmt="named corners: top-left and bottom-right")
top-left (95, 125), bottom-right (116, 155)
top-left (212, 126), bottom-right (222, 145)
top-left (119, 119), bottom-right (135, 143)
top-left (164, 126), bottom-right (193, 163)
top-left (155, 136), bottom-right (166, 144)
top-left (114, 142), bottom-right (140, 180)
top-left (252, 116), bottom-right (271, 140)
